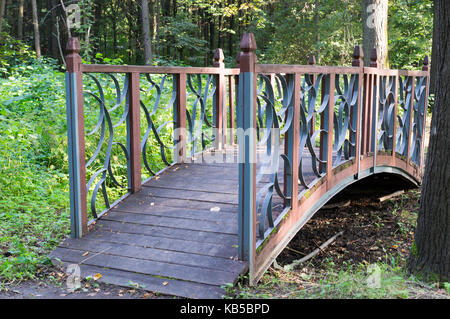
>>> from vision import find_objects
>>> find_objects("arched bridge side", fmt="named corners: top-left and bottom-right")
top-left (236, 32), bottom-right (430, 284)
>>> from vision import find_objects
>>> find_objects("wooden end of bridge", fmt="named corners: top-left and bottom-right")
top-left (51, 158), bottom-right (248, 299)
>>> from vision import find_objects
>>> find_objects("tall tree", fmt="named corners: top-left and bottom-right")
top-left (18, 0), bottom-right (24, 39)
top-left (0, 0), bottom-right (6, 42)
top-left (407, 0), bottom-right (449, 281)
top-left (31, 0), bottom-right (41, 59)
top-left (362, 0), bottom-right (388, 68)
top-left (142, 0), bottom-right (152, 64)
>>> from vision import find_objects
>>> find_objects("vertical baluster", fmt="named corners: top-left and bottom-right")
top-left (213, 49), bottom-right (225, 150)
top-left (228, 75), bottom-right (236, 146)
top-left (392, 73), bottom-right (399, 164)
top-left (65, 38), bottom-right (87, 238)
top-left (175, 73), bottom-right (187, 163)
top-left (308, 54), bottom-right (316, 136)
top-left (287, 74), bottom-right (300, 211)
top-left (127, 72), bottom-right (142, 193)
top-left (370, 48), bottom-right (379, 172)
top-left (237, 33), bottom-right (257, 272)
top-left (326, 73), bottom-right (335, 178)
top-left (352, 45), bottom-right (364, 178)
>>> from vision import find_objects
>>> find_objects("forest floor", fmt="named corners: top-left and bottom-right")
top-left (0, 187), bottom-right (448, 300)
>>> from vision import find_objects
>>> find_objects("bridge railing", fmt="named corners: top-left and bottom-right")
top-left (236, 32), bottom-right (430, 283)
top-left (65, 38), bottom-right (239, 238)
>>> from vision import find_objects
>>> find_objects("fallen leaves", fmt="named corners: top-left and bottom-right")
top-left (93, 273), bottom-right (102, 281)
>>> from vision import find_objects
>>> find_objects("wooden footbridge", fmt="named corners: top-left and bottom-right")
top-left (51, 33), bottom-right (430, 298)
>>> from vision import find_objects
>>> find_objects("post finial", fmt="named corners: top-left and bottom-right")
top-left (213, 48), bottom-right (225, 68)
top-left (240, 32), bottom-right (257, 53)
top-left (370, 48), bottom-right (378, 68)
top-left (352, 45), bottom-right (364, 67)
top-left (239, 32), bottom-right (257, 72)
top-left (66, 37), bottom-right (82, 72)
top-left (422, 55), bottom-right (429, 71)
top-left (308, 54), bottom-right (316, 65)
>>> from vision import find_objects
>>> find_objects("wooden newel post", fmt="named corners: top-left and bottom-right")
top-left (174, 73), bottom-right (187, 164)
top-left (213, 48), bottom-right (225, 148)
top-left (65, 37), bottom-right (88, 238)
top-left (127, 72), bottom-right (142, 193)
top-left (237, 32), bottom-right (257, 274)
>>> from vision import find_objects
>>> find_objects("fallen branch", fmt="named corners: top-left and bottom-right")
top-left (378, 190), bottom-right (404, 202)
top-left (283, 231), bottom-right (344, 272)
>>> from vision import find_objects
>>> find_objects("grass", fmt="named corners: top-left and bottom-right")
top-left (224, 189), bottom-right (450, 299)
top-left (226, 258), bottom-right (449, 300)
top-left (0, 59), bottom-right (218, 284)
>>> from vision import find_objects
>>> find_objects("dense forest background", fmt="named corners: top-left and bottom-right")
top-left (0, 0), bottom-right (436, 283)
top-left (0, 0), bottom-right (433, 71)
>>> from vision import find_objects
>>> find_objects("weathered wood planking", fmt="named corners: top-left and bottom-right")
top-left (51, 158), bottom-right (252, 299)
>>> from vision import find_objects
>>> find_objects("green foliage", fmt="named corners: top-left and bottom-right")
top-left (388, 0), bottom-right (433, 69)
top-left (0, 59), bottom-right (70, 281)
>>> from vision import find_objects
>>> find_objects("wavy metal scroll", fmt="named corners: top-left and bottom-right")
top-left (140, 74), bottom-right (177, 176)
top-left (376, 75), bottom-right (396, 152)
top-left (298, 74), bottom-right (329, 188)
top-left (395, 76), bottom-right (413, 157)
top-left (186, 74), bottom-right (216, 156)
top-left (333, 73), bottom-right (359, 165)
top-left (410, 76), bottom-right (427, 165)
top-left (255, 74), bottom-right (294, 238)
top-left (83, 73), bottom-right (130, 219)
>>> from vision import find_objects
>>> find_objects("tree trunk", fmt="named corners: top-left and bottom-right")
top-left (31, 0), bottom-right (41, 59)
top-left (429, 1), bottom-right (438, 95)
top-left (0, 0), bottom-right (6, 42)
top-left (362, 0), bottom-right (388, 68)
top-left (18, 0), bottom-right (24, 40)
top-left (315, 0), bottom-right (320, 63)
top-left (407, 0), bottom-right (450, 282)
top-left (142, 0), bottom-right (152, 64)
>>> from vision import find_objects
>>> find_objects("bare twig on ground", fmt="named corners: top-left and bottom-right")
top-left (282, 231), bottom-right (344, 272)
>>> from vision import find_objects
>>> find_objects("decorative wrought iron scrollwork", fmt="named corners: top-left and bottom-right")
top-left (83, 73), bottom-right (130, 218)
top-left (410, 76), bottom-right (427, 165)
top-left (186, 74), bottom-right (216, 156)
top-left (375, 75), bottom-right (396, 152)
top-left (332, 73), bottom-right (359, 165)
top-left (255, 73), bottom-right (294, 238)
top-left (298, 73), bottom-right (329, 188)
top-left (140, 74), bottom-right (177, 176)
top-left (395, 76), bottom-right (413, 157)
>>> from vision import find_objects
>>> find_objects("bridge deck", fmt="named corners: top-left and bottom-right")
top-left (50, 146), bottom-right (329, 298)
top-left (51, 147), bottom-right (292, 298)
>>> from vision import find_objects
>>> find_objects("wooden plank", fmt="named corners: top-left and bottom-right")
top-left (59, 238), bottom-right (247, 273)
top-left (54, 263), bottom-right (226, 299)
top-left (112, 203), bottom-right (236, 222)
top-left (93, 220), bottom-right (237, 245)
top-left (77, 229), bottom-right (238, 258)
top-left (101, 210), bottom-right (238, 234)
top-left (138, 186), bottom-right (239, 205)
top-left (121, 195), bottom-right (238, 213)
top-left (51, 247), bottom-right (238, 286)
